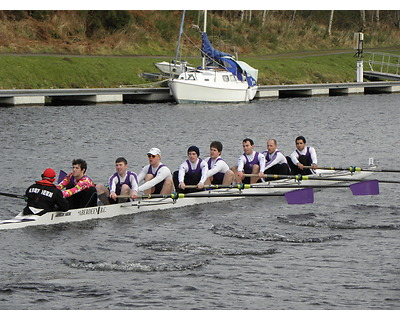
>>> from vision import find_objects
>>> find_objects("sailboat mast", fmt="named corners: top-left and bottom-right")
top-left (202, 10), bottom-right (207, 70)
top-left (174, 10), bottom-right (186, 66)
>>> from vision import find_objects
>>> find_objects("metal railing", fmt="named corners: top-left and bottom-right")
top-left (365, 52), bottom-right (400, 75)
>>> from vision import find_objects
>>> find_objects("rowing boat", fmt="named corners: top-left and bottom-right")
top-left (0, 169), bottom-right (374, 230)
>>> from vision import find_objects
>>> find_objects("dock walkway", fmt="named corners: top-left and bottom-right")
top-left (1, 81), bottom-right (399, 106)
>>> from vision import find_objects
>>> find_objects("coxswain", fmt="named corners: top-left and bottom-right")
top-left (23, 168), bottom-right (69, 216)
top-left (137, 148), bottom-right (174, 195)
top-left (58, 159), bottom-right (97, 209)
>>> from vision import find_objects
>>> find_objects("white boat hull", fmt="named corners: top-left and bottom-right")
top-left (0, 189), bottom-right (244, 231)
top-left (169, 70), bottom-right (258, 103)
top-left (0, 170), bottom-right (373, 230)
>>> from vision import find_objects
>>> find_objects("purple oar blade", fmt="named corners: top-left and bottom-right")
top-left (349, 180), bottom-right (379, 195)
top-left (58, 170), bottom-right (67, 184)
top-left (284, 188), bottom-right (314, 205)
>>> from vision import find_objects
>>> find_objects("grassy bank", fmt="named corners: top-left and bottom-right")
top-left (1, 50), bottom-right (399, 89)
top-left (1, 11), bottom-right (400, 88)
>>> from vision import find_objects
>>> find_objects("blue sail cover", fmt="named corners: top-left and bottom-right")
top-left (201, 32), bottom-right (257, 87)
top-left (201, 32), bottom-right (232, 60)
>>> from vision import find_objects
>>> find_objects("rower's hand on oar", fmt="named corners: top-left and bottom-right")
top-left (130, 191), bottom-right (138, 200)
top-left (110, 191), bottom-right (118, 201)
top-left (311, 164), bottom-right (318, 170)
top-left (197, 182), bottom-right (204, 189)
top-left (297, 163), bottom-right (304, 170)
top-left (179, 182), bottom-right (186, 190)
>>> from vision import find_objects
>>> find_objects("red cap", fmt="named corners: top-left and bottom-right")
top-left (42, 168), bottom-right (56, 182)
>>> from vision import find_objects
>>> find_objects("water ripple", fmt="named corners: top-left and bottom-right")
top-left (277, 216), bottom-right (400, 230)
top-left (136, 241), bottom-right (278, 256)
top-left (210, 225), bottom-right (342, 243)
top-left (65, 258), bottom-right (209, 272)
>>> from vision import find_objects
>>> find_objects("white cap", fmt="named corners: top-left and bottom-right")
top-left (147, 147), bottom-right (161, 156)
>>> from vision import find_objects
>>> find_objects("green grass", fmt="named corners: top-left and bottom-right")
top-left (247, 54), bottom-right (358, 84)
top-left (0, 51), bottom-right (399, 89)
top-left (0, 55), bottom-right (190, 89)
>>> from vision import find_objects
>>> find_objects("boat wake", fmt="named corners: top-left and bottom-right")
top-left (277, 214), bottom-right (400, 230)
top-left (65, 258), bottom-right (209, 272)
top-left (136, 241), bottom-right (278, 256)
top-left (210, 224), bottom-right (342, 243)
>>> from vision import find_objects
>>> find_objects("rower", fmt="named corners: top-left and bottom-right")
top-left (137, 148), bottom-right (174, 195)
top-left (203, 141), bottom-right (234, 186)
top-left (287, 136), bottom-right (318, 175)
top-left (58, 159), bottom-right (97, 209)
top-left (262, 139), bottom-right (291, 179)
top-left (232, 138), bottom-right (265, 184)
top-left (95, 157), bottom-right (139, 205)
top-left (23, 168), bottom-right (69, 216)
top-left (173, 145), bottom-right (208, 193)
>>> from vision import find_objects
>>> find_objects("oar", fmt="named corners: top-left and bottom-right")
top-left (0, 192), bottom-right (25, 200)
top-left (58, 170), bottom-right (67, 184)
top-left (304, 165), bottom-right (400, 173)
top-left (244, 173), bottom-right (400, 184)
top-left (118, 189), bottom-right (314, 205)
top-left (186, 180), bottom-right (380, 196)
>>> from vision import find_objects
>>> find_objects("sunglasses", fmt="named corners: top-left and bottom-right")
top-left (147, 154), bottom-right (157, 158)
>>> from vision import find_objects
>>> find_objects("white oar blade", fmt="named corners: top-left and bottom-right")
top-left (349, 180), bottom-right (379, 195)
top-left (284, 188), bottom-right (314, 205)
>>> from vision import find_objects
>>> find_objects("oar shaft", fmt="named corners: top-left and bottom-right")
top-left (185, 184), bottom-right (245, 189)
top-left (0, 192), bottom-right (25, 199)
top-left (119, 192), bottom-right (288, 200)
top-left (304, 166), bottom-right (400, 173)
top-left (187, 184), bottom-right (354, 189)
top-left (244, 173), bottom-right (399, 183)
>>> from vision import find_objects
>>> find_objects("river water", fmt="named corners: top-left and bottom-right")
top-left (0, 94), bottom-right (399, 310)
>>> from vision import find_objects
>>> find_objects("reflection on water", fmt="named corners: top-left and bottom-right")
top-left (0, 94), bottom-right (399, 309)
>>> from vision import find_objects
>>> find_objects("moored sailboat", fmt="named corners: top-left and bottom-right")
top-left (168, 11), bottom-right (258, 103)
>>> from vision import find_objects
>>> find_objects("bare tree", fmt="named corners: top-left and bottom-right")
top-left (262, 10), bottom-right (269, 27)
top-left (327, 10), bottom-right (334, 36)
top-left (374, 10), bottom-right (380, 23)
top-left (360, 10), bottom-right (366, 31)
top-left (395, 11), bottom-right (400, 29)
top-left (288, 10), bottom-right (296, 29)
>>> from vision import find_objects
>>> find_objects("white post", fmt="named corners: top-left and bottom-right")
top-left (353, 32), bottom-right (364, 82)
top-left (356, 60), bottom-right (364, 82)
top-left (202, 10), bottom-right (207, 70)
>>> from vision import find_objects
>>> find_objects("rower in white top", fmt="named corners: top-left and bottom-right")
top-left (261, 139), bottom-right (291, 178)
top-left (173, 146), bottom-right (208, 193)
top-left (96, 157), bottom-right (139, 205)
top-left (287, 136), bottom-right (318, 175)
top-left (137, 148), bottom-right (174, 195)
top-left (232, 138), bottom-right (265, 184)
top-left (203, 141), bottom-right (234, 186)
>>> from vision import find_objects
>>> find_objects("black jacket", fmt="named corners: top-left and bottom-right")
top-left (23, 179), bottom-right (69, 215)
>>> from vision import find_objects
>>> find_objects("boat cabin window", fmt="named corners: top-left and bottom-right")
top-left (222, 75), bottom-right (229, 82)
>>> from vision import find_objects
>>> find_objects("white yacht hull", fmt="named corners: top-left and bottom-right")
top-left (169, 70), bottom-right (257, 103)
